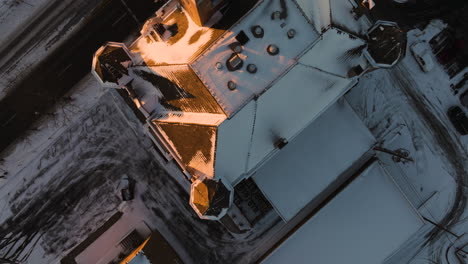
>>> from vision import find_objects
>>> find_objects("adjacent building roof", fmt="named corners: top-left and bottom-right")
top-left (296, 0), bottom-right (369, 35)
top-left (262, 162), bottom-right (424, 264)
top-left (252, 99), bottom-right (376, 220)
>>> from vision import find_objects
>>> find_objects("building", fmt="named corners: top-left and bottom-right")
top-left (92, 0), bottom-right (407, 235)
top-left (261, 161), bottom-right (424, 264)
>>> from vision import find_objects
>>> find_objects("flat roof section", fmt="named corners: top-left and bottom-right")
top-left (262, 162), bottom-right (424, 264)
top-left (298, 27), bottom-right (367, 78)
top-left (191, 0), bottom-right (319, 116)
top-left (252, 99), bottom-right (375, 221)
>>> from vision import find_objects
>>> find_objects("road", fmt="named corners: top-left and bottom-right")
top-left (0, 0), bottom-right (161, 153)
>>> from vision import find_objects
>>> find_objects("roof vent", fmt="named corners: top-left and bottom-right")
top-left (227, 81), bottom-right (237, 90)
top-left (235, 30), bottom-right (250, 45)
top-left (226, 53), bottom-right (244, 71)
top-left (215, 62), bottom-right (223, 70)
top-left (271, 11), bottom-right (281, 20)
top-left (247, 64), bottom-right (257, 74)
top-left (287, 29), bottom-right (296, 39)
top-left (267, 44), bottom-right (279, 55)
top-left (274, 138), bottom-right (288, 149)
top-left (229, 42), bottom-right (243, 53)
top-left (251, 25), bottom-right (264, 38)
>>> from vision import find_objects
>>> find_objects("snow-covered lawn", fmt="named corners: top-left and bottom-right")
top-left (0, 84), bottom-right (285, 263)
top-left (345, 20), bottom-right (468, 264)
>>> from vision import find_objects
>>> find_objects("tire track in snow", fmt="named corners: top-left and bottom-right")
top-left (390, 65), bottom-right (467, 248)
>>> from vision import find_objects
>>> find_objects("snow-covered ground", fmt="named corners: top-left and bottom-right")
top-left (0, 0), bottom-right (466, 262)
top-left (0, 80), bottom-right (286, 263)
top-left (345, 20), bottom-right (468, 264)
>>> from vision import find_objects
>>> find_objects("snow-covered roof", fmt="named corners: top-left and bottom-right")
top-left (130, 6), bottom-right (226, 65)
top-left (296, 0), bottom-right (331, 33)
top-left (154, 121), bottom-right (218, 177)
top-left (295, 0), bottom-right (370, 35)
top-left (328, 0), bottom-right (369, 35)
top-left (213, 53), bottom-right (363, 184)
top-left (298, 27), bottom-right (367, 78)
top-left (130, 65), bottom-right (224, 115)
top-left (92, 42), bottom-right (134, 88)
top-left (244, 64), bottom-right (355, 172)
top-left (252, 99), bottom-right (376, 220)
top-left (122, 0), bottom-right (374, 185)
top-left (191, 0), bottom-right (319, 116)
top-left (262, 162), bottom-right (424, 264)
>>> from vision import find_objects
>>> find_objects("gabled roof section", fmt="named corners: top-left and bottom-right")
top-left (214, 60), bottom-right (359, 186)
top-left (246, 63), bottom-right (354, 171)
top-left (191, 0), bottom-right (319, 116)
top-left (131, 65), bottom-right (224, 115)
top-left (128, 0), bottom-right (373, 185)
top-left (215, 101), bottom-right (256, 184)
top-left (295, 0), bottom-right (331, 33)
top-left (296, 0), bottom-right (370, 36)
top-left (155, 122), bottom-right (217, 177)
top-left (298, 28), bottom-right (367, 78)
top-left (329, 0), bottom-right (369, 36)
top-left (262, 162), bottom-right (423, 263)
top-left (252, 99), bottom-right (376, 221)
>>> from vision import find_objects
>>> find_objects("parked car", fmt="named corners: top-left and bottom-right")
top-left (460, 90), bottom-right (468, 108)
top-left (410, 42), bottom-right (434, 73)
top-left (120, 176), bottom-right (135, 201)
top-left (452, 72), bottom-right (468, 94)
top-left (447, 106), bottom-right (468, 135)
